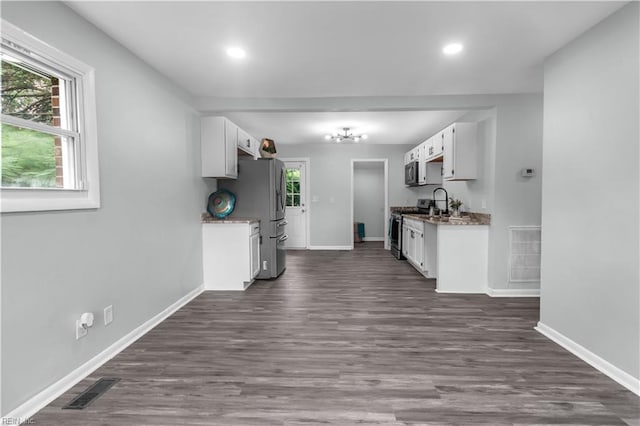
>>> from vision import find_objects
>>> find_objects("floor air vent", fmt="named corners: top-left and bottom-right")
top-left (508, 226), bottom-right (541, 283)
top-left (62, 378), bottom-right (120, 409)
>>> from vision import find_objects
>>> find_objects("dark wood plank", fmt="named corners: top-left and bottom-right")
top-left (33, 242), bottom-right (639, 425)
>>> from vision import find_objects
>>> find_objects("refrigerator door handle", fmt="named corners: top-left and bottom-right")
top-left (277, 234), bottom-right (289, 242)
top-left (277, 220), bottom-right (288, 227)
top-left (279, 168), bottom-right (286, 212)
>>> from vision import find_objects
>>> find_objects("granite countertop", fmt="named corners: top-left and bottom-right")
top-left (390, 206), bottom-right (421, 214)
top-left (402, 212), bottom-right (490, 226)
top-left (390, 206), bottom-right (490, 225)
top-left (201, 213), bottom-right (259, 224)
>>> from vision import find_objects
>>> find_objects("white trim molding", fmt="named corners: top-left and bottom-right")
top-left (535, 321), bottom-right (640, 396)
top-left (308, 245), bottom-right (352, 251)
top-left (486, 287), bottom-right (540, 297)
top-left (362, 237), bottom-right (385, 242)
top-left (350, 159), bottom-right (389, 250)
top-left (1, 20), bottom-right (101, 213)
top-left (2, 285), bottom-right (204, 423)
top-left (279, 157), bottom-right (311, 250)
top-left (435, 289), bottom-right (486, 295)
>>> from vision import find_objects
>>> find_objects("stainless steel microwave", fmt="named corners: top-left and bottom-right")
top-left (405, 161), bottom-right (419, 186)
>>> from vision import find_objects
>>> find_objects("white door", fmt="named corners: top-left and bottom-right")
top-left (283, 160), bottom-right (308, 249)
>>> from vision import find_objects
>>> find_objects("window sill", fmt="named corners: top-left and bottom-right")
top-left (1, 188), bottom-right (100, 213)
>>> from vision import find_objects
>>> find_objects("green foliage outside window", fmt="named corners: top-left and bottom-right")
top-left (1, 60), bottom-right (59, 187)
top-left (1, 124), bottom-right (57, 187)
top-left (285, 168), bottom-right (301, 207)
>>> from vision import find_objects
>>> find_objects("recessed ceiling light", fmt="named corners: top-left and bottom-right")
top-left (226, 47), bottom-right (246, 59)
top-left (442, 43), bottom-right (463, 55)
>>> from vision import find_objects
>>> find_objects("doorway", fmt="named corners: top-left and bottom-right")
top-left (282, 158), bottom-right (310, 249)
top-left (350, 159), bottom-right (389, 250)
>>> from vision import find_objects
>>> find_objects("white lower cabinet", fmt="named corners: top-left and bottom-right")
top-left (402, 218), bottom-right (426, 273)
top-left (423, 222), bottom-right (438, 278)
top-left (402, 216), bottom-right (488, 292)
top-left (202, 221), bottom-right (260, 290)
top-left (435, 225), bottom-right (488, 293)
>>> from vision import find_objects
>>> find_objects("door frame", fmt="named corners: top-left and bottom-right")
top-left (350, 159), bottom-right (389, 250)
top-left (280, 157), bottom-right (310, 249)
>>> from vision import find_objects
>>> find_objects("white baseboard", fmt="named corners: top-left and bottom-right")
top-left (2, 284), bottom-right (204, 423)
top-left (535, 321), bottom-right (640, 396)
top-left (308, 245), bottom-right (352, 250)
top-left (486, 287), bottom-right (540, 297)
top-left (435, 288), bottom-right (486, 294)
top-left (362, 237), bottom-right (384, 242)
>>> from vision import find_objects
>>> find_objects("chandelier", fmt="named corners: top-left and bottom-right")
top-left (324, 127), bottom-right (368, 143)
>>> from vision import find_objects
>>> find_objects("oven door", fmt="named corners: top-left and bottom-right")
top-left (405, 162), bottom-right (419, 186)
top-left (389, 214), bottom-right (405, 259)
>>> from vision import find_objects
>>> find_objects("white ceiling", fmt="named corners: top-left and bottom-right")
top-left (66, 1), bottom-right (625, 144)
top-left (224, 110), bottom-right (468, 145)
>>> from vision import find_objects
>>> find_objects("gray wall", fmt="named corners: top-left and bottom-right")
top-left (540, 2), bottom-right (639, 379)
top-left (354, 163), bottom-right (385, 239)
top-left (442, 97), bottom-right (544, 291)
top-left (1, 2), bottom-right (206, 414)
top-left (491, 97), bottom-right (544, 290)
top-left (277, 144), bottom-right (417, 247)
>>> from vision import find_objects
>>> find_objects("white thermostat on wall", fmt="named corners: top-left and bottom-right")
top-left (521, 168), bottom-right (536, 177)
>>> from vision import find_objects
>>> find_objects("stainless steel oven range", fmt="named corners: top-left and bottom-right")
top-left (389, 212), bottom-right (405, 260)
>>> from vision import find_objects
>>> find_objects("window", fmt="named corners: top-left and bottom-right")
top-left (285, 167), bottom-right (301, 207)
top-left (1, 20), bottom-right (99, 212)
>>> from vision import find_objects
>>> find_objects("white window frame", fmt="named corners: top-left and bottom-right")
top-left (1, 20), bottom-right (100, 212)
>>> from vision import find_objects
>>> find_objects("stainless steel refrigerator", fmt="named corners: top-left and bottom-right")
top-left (218, 158), bottom-right (287, 279)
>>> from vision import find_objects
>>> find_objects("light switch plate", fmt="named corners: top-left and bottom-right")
top-left (104, 305), bottom-right (113, 326)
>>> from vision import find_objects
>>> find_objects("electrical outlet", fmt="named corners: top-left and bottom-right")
top-left (481, 199), bottom-right (487, 209)
top-left (104, 305), bottom-right (113, 326)
top-left (76, 320), bottom-right (88, 340)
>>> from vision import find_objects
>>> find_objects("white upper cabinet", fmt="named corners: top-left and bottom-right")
top-left (442, 122), bottom-right (477, 181)
top-left (201, 116), bottom-right (238, 178)
top-left (425, 162), bottom-right (443, 185)
top-left (429, 133), bottom-right (444, 160)
top-left (404, 147), bottom-right (419, 164)
top-left (201, 117), bottom-right (260, 178)
top-left (237, 127), bottom-right (259, 157)
top-left (417, 141), bottom-right (427, 185)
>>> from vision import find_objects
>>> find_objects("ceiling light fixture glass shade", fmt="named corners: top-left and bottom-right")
top-left (325, 127), bottom-right (367, 143)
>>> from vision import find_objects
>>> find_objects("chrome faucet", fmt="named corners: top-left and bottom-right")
top-left (433, 187), bottom-right (449, 215)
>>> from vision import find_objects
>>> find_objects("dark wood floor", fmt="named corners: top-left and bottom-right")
top-left (35, 242), bottom-right (639, 425)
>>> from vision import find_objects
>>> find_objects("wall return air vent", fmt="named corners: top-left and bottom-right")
top-left (508, 226), bottom-right (541, 283)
